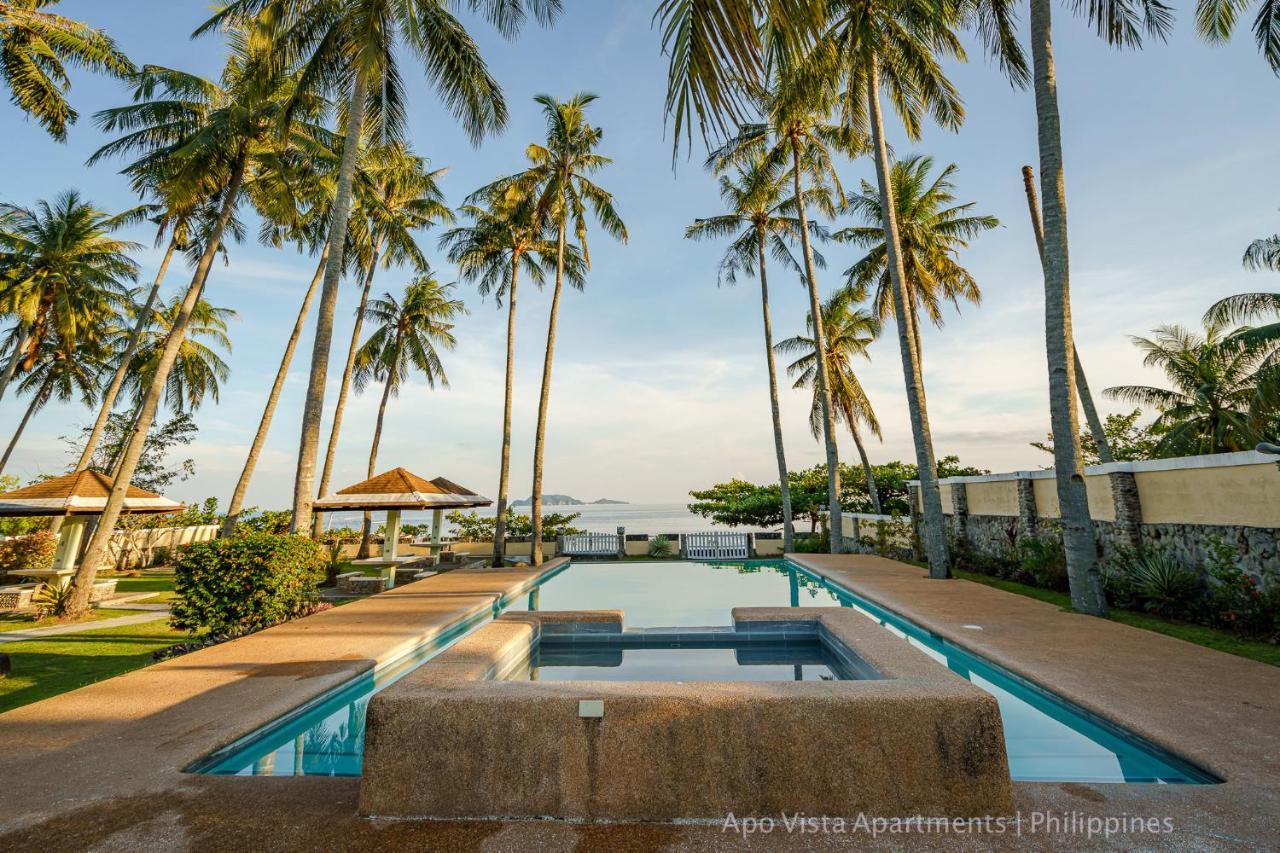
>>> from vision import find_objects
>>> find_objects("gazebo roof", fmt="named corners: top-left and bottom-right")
top-left (311, 467), bottom-right (492, 512)
top-left (0, 470), bottom-right (185, 517)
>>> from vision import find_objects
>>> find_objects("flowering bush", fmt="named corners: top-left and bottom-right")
top-left (170, 532), bottom-right (326, 635)
top-left (0, 530), bottom-right (57, 575)
top-left (1203, 537), bottom-right (1279, 639)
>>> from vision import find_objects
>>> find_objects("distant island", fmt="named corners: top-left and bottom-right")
top-left (512, 495), bottom-right (628, 506)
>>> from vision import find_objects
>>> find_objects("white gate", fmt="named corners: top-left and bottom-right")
top-left (561, 532), bottom-right (620, 557)
top-left (683, 531), bottom-right (750, 560)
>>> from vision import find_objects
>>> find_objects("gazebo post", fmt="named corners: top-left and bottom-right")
top-left (382, 509), bottom-right (402, 589)
top-left (431, 509), bottom-right (444, 548)
top-left (52, 516), bottom-right (88, 586)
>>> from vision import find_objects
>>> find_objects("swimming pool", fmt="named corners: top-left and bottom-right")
top-left (191, 559), bottom-right (1217, 783)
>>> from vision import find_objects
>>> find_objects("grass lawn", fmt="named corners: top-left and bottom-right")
top-left (954, 569), bottom-right (1280, 667)
top-left (111, 570), bottom-right (176, 603)
top-left (0, 619), bottom-right (183, 714)
top-left (0, 608), bottom-right (146, 632)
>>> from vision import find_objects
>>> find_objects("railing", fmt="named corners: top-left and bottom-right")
top-left (561, 532), bottom-right (620, 557)
top-left (683, 531), bottom-right (750, 560)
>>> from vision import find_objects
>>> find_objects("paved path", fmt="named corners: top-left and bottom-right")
top-left (0, 610), bottom-right (170, 644)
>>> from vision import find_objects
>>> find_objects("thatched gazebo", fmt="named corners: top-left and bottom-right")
top-left (311, 467), bottom-right (491, 585)
top-left (0, 470), bottom-right (183, 586)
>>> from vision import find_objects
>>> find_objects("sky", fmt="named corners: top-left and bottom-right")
top-left (2, 1), bottom-right (1278, 509)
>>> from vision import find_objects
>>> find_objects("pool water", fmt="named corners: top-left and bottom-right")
top-left (516, 638), bottom-right (862, 682)
top-left (193, 559), bottom-right (1216, 784)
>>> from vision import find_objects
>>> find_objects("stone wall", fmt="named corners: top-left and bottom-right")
top-left (916, 452), bottom-right (1280, 580)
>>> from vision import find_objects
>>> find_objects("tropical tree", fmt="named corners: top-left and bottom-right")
top-left (836, 154), bottom-right (995, 364)
top-left (1243, 221), bottom-right (1280, 273)
top-left (1105, 321), bottom-right (1273, 455)
top-left (201, 0), bottom-right (561, 535)
top-left (707, 56), bottom-right (864, 555)
top-left (966, 0), bottom-right (1173, 614)
top-left (0, 0), bottom-right (134, 139)
top-left (777, 289), bottom-right (885, 514)
top-left (121, 294), bottom-right (235, 415)
top-left (0, 191), bottom-right (141, 399)
top-left (65, 20), bottom-right (324, 617)
top-left (311, 143), bottom-right (449, 537)
top-left (0, 332), bottom-right (105, 474)
top-left (1194, 0), bottom-right (1280, 71)
top-left (494, 93), bottom-right (626, 564)
top-left (684, 155), bottom-right (823, 551)
top-left (351, 273), bottom-right (465, 555)
top-left (441, 183), bottom-right (555, 564)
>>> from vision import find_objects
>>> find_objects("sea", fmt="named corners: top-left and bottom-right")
top-left (317, 502), bottom-right (780, 536)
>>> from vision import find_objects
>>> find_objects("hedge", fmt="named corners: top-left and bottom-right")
top-left (170, 532), bottom-right (326, 635)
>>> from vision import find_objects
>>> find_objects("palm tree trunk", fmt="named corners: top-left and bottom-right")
top-left (790, 136), bottom-right (844, 553)
top-left (0, 376), bottom-right (52, 475)
top-left (866, 57), bottom-right (949, 578)
top-left (1029, 0), bottom-right (1107, 615)
top-left (66, 151), bottom-right (248, 618)
top-left (358, 373), bottom-right (395, 559)
top-left (223, 247), bottom-right (329, 536)
top-left (311, 242), bottom-right (382, 539)
top-left (529, 224), bottom-right (567, 565)
top-left (290, 64), bottom-right (370, 535)
top-left (756, 226), bottom-right (795, 552)
top-left (846, 410), bottom-right (882, 516)
top-left (492, 251), bottom-right (521, 566)
top-left (1020, 165), bottom-right (1114, 464)
top-left (0, 328), bottom-right (31, 401)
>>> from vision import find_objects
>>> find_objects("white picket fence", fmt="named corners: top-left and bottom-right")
top-left (683, 531), bottom-right (750, 560)
top-left (561, 532), bottom-right (620, 557)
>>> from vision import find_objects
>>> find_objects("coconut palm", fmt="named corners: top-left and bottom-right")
top-left (441, 184), bottom-right (555, 564)
top-left (777, 290), bottom-right (884, 514)
top-left (200, 0), bottom-right (561, 535)
top-left (0, 191), bottom-right (142, 400)
top-left (311, 143), bottom-right (449, 538)
top-left (1243, 225), bottom-right (1280, 273)
top-left (121, 294), bottom-right (235, 415)
top-left (967, 0), bottom-right (1173, 614)
top-left (352, 273), bottom-right (465, 555)
top-left (1105, 322), bottom-right (1272, 455)
top-left (1194, 0), bottom-right (1280, 72)
top-left (706, 57), bottom-right (864, 555)
top-left (684, 155), bottom-right (823, 552)
top-left (0, 0), bottom-right (135, 140)
top-left (820, 0), bottom-right (966, 578)
top-left (0, 331), bottom-right (106, 474)
top-left (835, 154), bottom-right (995, 364)
top-left (487, 93), bottom-right (626, 564)
top-left (65, 22), bottom-right (324, 617)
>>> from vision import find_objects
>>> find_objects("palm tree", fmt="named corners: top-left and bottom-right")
top-left (777, 290), bottom-right (884, 514)
top-left (1105, 322), bottom-right (1272, 455)
top-left (967, 0), bottom-right (1173, 614)
top-left (685, 155), bottom-right (820, 551)
top-left (706, 57), bottom-right (863, 555)
top-left (0, 0), bottom-right (134, 139)
top-left (441, 184), bottom-right (555, 564)
top-left (201, 0), bottom-right (561, 536)
top-left (311, 144), bottom-right (449, 538)
top-left (502, 93), bottom-right (627, 564)
top-left (0, 191), bottom-right (141, 400)
top-left (352, 273), bottom-right (465, 555)
top-left (821, 0), bottom-right (966, 579)
top-left (121, 294), bottom-right (235, 415)
top-left (836, 154), bottom-right (995, 364)
top-left (65, 22), bottom-right (324, 617)
top-left (0, 332), bottom-right (105, 474)
top-left (1243, 223), bottom-right (1280, 273)
top-left (1194, 0), bottom-right (1280, 71)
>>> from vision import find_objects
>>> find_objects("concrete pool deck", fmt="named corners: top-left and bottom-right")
top-left (0, 553), bottom-right (1275, 850)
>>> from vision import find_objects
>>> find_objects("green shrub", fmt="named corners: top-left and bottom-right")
top-left (1122, 551), bottom-right (1202, 618)
top-left (647, 535), bottom-right (673, 558)
top-left (1203, 536), bottom-right (1279, 639)
top-left (0, 530), bottom-right (57, 575)
top-left (1017, 535), bottom-right (1068, 591)
top-left (171, 532), bottom-right (326, 635)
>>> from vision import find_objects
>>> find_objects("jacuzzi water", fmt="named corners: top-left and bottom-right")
top-left (191, 559), bottom-right (1217, 783)
top-left (514, 637), bottom-right (863, 682)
